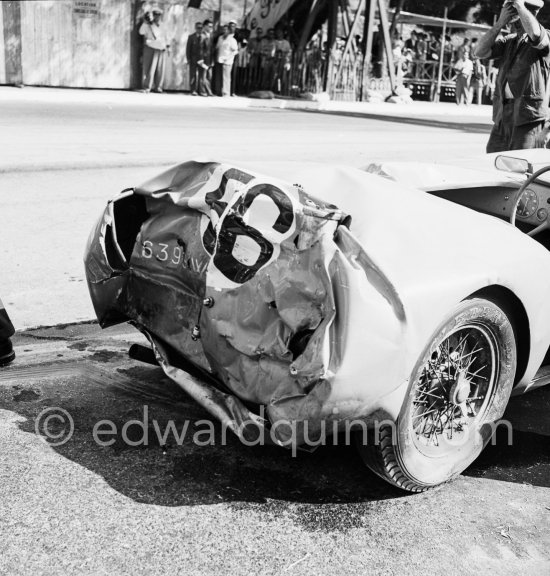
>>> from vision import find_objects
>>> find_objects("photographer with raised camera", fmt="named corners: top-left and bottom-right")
top-left (474, 0), bottom-right (550, 152)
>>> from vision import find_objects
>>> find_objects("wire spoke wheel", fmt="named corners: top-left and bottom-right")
top-left (411, 324), bottom-right (498, 456)
top-left (356, 298), bottom-right (517, 493)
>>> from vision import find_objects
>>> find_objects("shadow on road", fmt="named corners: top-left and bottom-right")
top-left (3, 349), bottom-right (549, 520)
top-left (465, 386), bottom-right (550, 487)
top-left (5, 358), bottom-right (406, 514)
top-left (294, 108), bottom-right (492, 134)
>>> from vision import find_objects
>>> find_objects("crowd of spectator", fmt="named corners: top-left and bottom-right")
top-left (138, 6), bottom-right (493, 105)
top-left (391, 29), bottom-right (491, 105)
top-left (186, 19), bottom-right (296, 97)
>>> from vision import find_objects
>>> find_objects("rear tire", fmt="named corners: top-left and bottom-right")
top-left (357, 298), bottom-right (517, 492)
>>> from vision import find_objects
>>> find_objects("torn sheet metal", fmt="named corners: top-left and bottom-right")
top-left (85, 161), bottom-right (408, 445)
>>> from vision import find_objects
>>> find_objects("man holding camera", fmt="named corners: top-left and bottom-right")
top-left (474, 0), bottom-right (550, 152)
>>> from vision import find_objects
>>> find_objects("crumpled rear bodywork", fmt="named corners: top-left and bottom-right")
top-left (85, 161), bottom-right (408, 445)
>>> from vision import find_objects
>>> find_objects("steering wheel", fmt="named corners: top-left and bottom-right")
top-left (510, 165), bottom-right (550, 237)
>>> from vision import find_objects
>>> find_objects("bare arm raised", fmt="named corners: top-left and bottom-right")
top-left (511, 0), bottom-right (543, 42)
top-left (473, 2), bottom-right (514, 59)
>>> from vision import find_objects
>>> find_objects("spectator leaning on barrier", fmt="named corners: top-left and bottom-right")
top-left (186, 21), bottom-right (203, 95)
top-left (475, 0), bottom-right (550, 152)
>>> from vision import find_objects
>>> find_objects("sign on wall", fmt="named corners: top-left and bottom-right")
top-left (74, 0), bottom-right (100, 17)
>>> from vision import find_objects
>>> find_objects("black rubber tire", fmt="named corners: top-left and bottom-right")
top-left (357, 298), bottom-right (517, 493)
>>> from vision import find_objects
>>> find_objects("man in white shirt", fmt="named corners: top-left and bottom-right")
top-left (216, 24), bottom-right (239, 96)
top-left (474, 0), bottom-right (550, 152)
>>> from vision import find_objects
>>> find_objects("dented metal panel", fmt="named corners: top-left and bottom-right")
top-left (85, 161), bottom-right (409, 444)
top-left (86, 158), bottom-right (550, 446)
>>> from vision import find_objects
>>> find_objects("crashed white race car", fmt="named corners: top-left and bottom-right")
top-left (85, 150), bottom-right (550, 492)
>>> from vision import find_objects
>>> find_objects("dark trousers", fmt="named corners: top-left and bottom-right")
top-left (142, 46), bottom-right (165, 90)
top-left (455, 74), bottom-right (471, 105)
top-left (487, 101), bottom-right (548, 153)
top-left (0, 298), bottom-right (14, 340)
top-left (212, 63), bottom-right (222, 96)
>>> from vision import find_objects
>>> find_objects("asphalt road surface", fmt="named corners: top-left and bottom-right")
top-left (0, 323), bottom-right (548, 575)
top-left (0, 91), bottom-right (548, 575)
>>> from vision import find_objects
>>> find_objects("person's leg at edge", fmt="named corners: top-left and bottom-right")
top-left (142, 45), bottom-right (154, 92)
top-left (0, 299), bottom-right (15, 367)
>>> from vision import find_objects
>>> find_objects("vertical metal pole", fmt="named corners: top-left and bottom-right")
top-left (361, 0), bottom-right (376, 100)
top-left (377, 0), bottom-right (396, 92)
top-left (434, 6), bottom-right (448, 103)
top-left (324, 0), bottom-right (338, 92)
top-left (389, 0), bottom-right (405, 39)
top-left (335, 0), bottom-right (365, 86)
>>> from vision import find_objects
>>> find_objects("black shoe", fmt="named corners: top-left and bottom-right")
top-left (0, 338), bottom-right (15, 367)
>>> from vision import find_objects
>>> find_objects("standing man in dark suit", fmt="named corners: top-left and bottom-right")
top-left (0, 297), bottom-right (15, 366)
top-left (475, 0), bottom-right (550, 152)
top-left (186, 21), bottom-right (204, 95)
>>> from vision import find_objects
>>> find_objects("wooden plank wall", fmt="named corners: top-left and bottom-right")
top-left (2, 1), bottom-right (22, 85)
top-left (0, 0), bottom-right (216, 90)
top-left (20, 0), bottom-right (132, 88)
